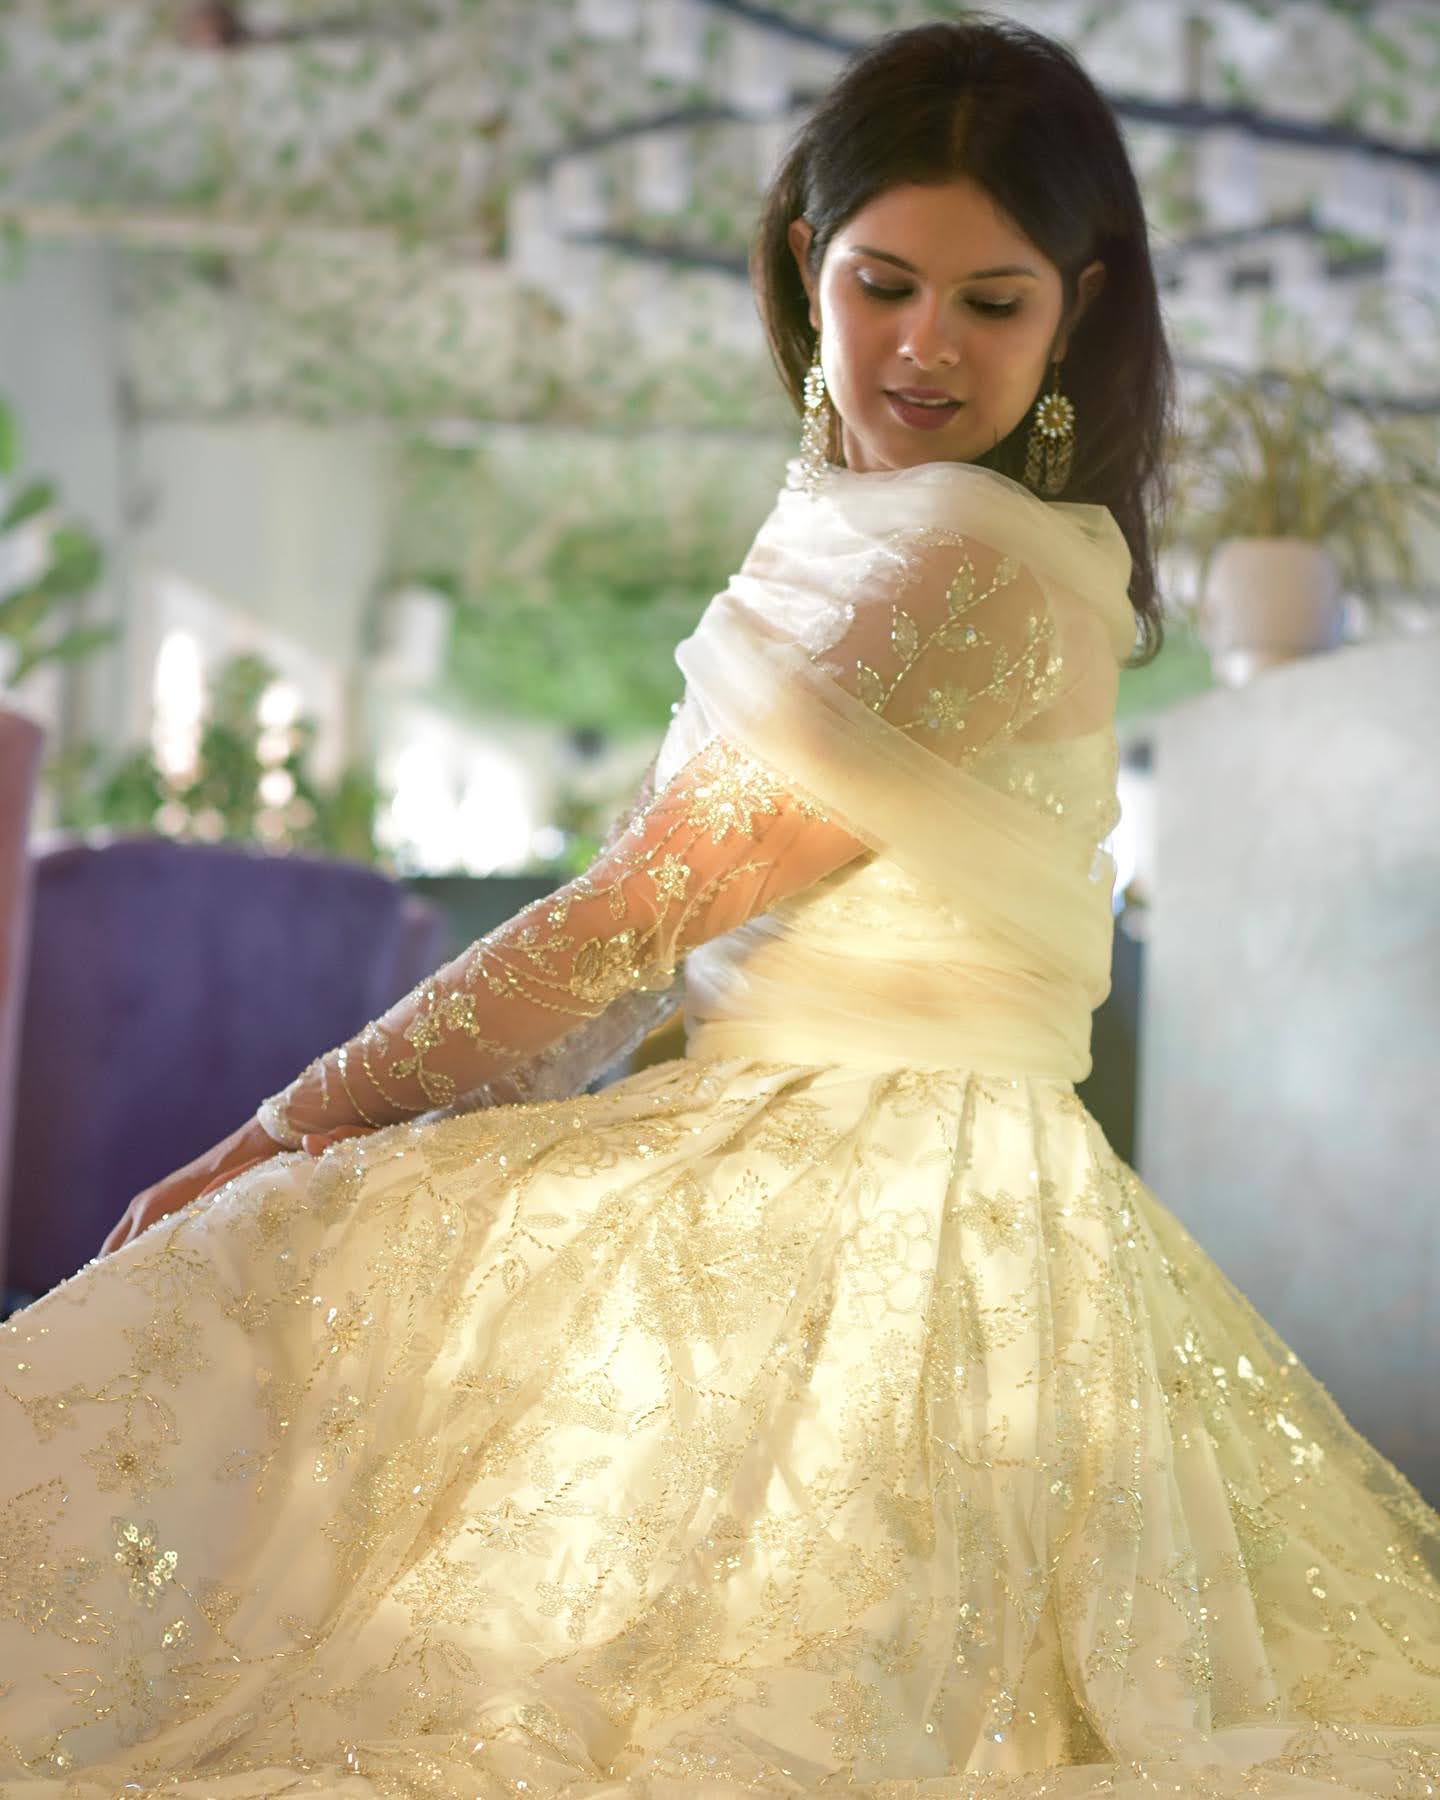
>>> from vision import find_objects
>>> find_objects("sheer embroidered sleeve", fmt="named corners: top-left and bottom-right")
top-left (805, 523), bottom-right (1101, 766)
top-left (395, 745), bottom-right (680, 1117)
top-left (254, 738), bottom-right (865, 1146)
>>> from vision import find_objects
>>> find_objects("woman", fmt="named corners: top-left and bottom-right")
top-left (4, 17), bottom-right (1438, 1796)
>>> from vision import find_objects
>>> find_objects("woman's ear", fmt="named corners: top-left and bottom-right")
top-left (787, 217), bottom-right (820, 331)
top-left (1055, 258), bottom-right (1106, 360)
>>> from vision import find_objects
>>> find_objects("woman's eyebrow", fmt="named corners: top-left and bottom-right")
top-left (847, 245), bottom-right (1040, 280)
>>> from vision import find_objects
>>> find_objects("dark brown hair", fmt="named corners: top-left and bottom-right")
top-left (751, 14), bottom-right (1175, 668)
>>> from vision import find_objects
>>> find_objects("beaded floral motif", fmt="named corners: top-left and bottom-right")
top-left (256, 737), bottom-right (834, 1146)
top-left (806, 525), bottom-right (1072, 765)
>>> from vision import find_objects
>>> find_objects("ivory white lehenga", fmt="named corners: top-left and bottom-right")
top-left (3, 457), bottom-right (1438, 1799)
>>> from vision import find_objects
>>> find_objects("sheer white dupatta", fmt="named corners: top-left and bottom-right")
top-left (669, 456), bottom-right (1137, 1080)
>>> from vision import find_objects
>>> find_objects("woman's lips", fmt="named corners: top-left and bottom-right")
top-left (886, 392), bottom-right (963, 431)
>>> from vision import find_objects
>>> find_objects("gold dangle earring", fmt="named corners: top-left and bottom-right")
top-left (1024, 356), bottom-right (1077, 496)
top-left (797, 330), bottom-right (834, 496)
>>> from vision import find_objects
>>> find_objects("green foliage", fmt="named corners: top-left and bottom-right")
top-left (1116, 617), bottom-right (1214, 724)
top-left (43, 736), bottom-right (167, 835)
top-left (0, 393), bottom-right (118, 690)
top-left (310, 765), bottom-right (393, 866)
top-left (444, 582), bottom-right (692, 737)
top-left (49, 648), bottom-right (393, 867)
top-left (2, 479), bottom-right (58, 528)
top-left (393, 429), bottom-right (788, 742)
top-left (183, 653), bottom-right (281, 840)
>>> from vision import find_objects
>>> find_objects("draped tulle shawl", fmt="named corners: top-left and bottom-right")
top-left (665, 457), bottom-right (1137, 1077)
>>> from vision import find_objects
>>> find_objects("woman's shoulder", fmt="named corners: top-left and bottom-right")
top-left (766, 456), bottom-right (1134, 662)
top-left (785, 454), bottom-right (1115, 555)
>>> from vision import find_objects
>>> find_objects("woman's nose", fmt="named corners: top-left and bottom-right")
top-left (898, 301), bottom-right (960, 369)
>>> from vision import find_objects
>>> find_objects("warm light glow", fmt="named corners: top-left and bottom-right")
top-left (258, 679), bottom-right (302, 729)
top-left (375, 727), bottom-right (537, 875)
top-left (259, 768), bottom-right (296, 807)
top-left (256, 727), bottom-right (293, 765)
top-left (151, 631), bottom-right (206, 781)
top-left (376, 741), bottom-right (457, 873)
top-left (456, 749), bottom-right (533, 874)
top-left (1109, 764), bottom-right (1153, 907)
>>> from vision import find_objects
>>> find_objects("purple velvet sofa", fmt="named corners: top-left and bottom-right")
top-left (4, 836), bottom-right (444, 1306)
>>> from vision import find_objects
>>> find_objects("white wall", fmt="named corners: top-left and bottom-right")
top-left (0, 243), bottom-right (128, 773)
top-left (1138, 632), bottom-right (1440, 1499)
top-left (128, 418), bottom-right (395, 779)
top-left (130, 419), bottom-right (391, 666)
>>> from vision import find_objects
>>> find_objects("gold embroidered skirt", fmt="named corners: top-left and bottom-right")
top-left (4, 1055), bottom-right (1439, 1796)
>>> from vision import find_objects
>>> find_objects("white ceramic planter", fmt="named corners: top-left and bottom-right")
top-left (1200, 537), bottom-right (1345, 687)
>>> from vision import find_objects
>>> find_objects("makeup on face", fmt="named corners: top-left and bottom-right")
top-left (794, 180), bottom-right (1073, 474)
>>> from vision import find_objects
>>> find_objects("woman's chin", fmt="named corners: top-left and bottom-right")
top-left (850, 419), bottom-right (979, 472)
top-left (865, 444), bottom-right (961, 472)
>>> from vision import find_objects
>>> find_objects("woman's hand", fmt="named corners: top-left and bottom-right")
top-left (97, 1118), bottom-right (381, 1262)
top-left (98, 1116), bottom-right (290, 1261)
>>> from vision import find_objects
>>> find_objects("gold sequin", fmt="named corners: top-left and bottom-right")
top-left (113, 1516), bottom-right (179, 1609)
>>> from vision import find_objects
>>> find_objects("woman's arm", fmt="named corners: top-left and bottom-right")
top-left (370, 745), bottom-right (684, 1121)
top-left (254, 736), bottom-right (867, 1146)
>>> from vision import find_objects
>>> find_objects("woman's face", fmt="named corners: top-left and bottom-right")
top-left (787, 178), bottom-right (1105, 475)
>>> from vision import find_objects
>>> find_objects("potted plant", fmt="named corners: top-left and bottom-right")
top-left (1168, 357), bottom-right (1440, 687)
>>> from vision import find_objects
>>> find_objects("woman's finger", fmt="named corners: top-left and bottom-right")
top-left (301, 1125), bottom-right (372, 1156)
top-left (99, 1208), bottom-right (142, 1261)
top-left (195, 1154), bottom-right (270, 1201)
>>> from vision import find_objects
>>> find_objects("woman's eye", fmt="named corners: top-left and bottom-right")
top-left (857, 280), bottom-right (911, 301)
top-left (856, 278), bottom-right (1018, 317)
